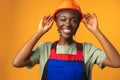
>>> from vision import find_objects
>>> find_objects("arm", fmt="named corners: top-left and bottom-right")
top-left (82, 13), bottom-right (120, 68)
top-left (12, 15), bottom-right (54, 68)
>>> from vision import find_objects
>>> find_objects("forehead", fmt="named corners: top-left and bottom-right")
top-left (56, 10), bottom-right (80, 18)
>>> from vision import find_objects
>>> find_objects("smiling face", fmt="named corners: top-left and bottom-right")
top-left (55, 10), bottom-right (80, 40)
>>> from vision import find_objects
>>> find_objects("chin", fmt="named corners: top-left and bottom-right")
top-left (60, 34), bottom-right (73, 40)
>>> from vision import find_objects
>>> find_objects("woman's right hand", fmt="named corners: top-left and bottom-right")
top-left (37, 15), bottom-right (54, 35)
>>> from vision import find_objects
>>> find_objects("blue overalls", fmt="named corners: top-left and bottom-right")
top-left (42, 41), bottom-right (87, 80)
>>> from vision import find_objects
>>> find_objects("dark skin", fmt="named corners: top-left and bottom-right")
top-left (56, 12), bottom-right (80, 45)
top-left (13, 11), bottom-right (120, 68)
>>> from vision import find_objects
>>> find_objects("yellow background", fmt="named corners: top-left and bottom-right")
top-left (0, 0), bottom-right (120, 80)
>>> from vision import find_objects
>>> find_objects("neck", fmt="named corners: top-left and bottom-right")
top-left (58, 38), bottom-right (74, 45)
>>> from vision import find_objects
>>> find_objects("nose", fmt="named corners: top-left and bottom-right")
top-left (66, 20), bottom-right (72, 28)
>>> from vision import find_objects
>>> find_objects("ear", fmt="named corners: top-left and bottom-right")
top-left (55, 20), bottom-right (60, 33)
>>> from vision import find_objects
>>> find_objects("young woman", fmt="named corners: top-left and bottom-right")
top-left (13, 0), bottom-right (120, 80)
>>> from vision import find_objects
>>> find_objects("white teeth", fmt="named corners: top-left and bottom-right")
top-left (63, 29), bottom-right (71, 33)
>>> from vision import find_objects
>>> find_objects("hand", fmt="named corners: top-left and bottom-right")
top-left (37, 15), bottom-right (54, 34)
top-left (82, 13), bottom-right (99, 33)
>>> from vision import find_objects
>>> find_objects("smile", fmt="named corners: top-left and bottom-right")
top-left (62, 28), bottom-right (71, 34)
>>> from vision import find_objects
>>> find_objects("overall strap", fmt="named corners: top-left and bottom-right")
top-left (76, 43), bottom-right (83, 50)
top-left (50, 41), bottom-right (58, 49)
top-left (41, 41), bottom-right (58, 80)
top-left (49, 41), bottom-right (84, 61)
top-left (51, 41), bottom-right (83, 50)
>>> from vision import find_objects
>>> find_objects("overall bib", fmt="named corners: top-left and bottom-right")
top-left (42, 41), bottom-right (87, 80)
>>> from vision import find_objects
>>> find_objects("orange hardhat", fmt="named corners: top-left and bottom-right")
top-left (53, 0), bottom-right (83, 20)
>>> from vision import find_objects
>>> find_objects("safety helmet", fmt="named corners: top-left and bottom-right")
top-left (53, 0), bottom-right (82, 20)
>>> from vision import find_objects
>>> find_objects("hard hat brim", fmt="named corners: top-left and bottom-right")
top-left (53, 8), bottom-right (83, 21)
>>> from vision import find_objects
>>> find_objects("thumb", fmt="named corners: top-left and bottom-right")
top-left (82, 18), bottom-right (88, 27)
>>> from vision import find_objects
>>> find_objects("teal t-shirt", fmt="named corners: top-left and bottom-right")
top-left (28, 42), bottom-right (106, 80)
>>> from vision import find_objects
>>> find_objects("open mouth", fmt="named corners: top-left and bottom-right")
top-left (62, 28), bottom-right (71, 34)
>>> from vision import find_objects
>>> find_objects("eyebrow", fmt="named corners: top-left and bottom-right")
top-left (59, 16), bottom-right (78, 19)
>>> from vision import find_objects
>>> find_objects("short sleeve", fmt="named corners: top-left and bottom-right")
top-left (93, 48), bottom-right (106, 68)
top-left (27, 42), bottom-right (46, 69)
top-left (27, 42), bottom-right (52, 69)
top-left (83, 43), bottom-right (106, 69)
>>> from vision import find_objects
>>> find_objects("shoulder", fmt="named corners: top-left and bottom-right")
top-left (83, 42), bottom-right (98, 51)
top-left (32, 42), bottom-right (53, 52)
top-left (83, 42), bottom-right (105, 57)
top-left (37, 42), bottom-right (52, 48)
top-left (82, 42), bottom-right (103, 56)
top-left (83, 42), bottom-right (93, 47)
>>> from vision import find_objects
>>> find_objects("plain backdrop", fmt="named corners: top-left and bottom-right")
top-left (0, 0), bottom-right (120, 80)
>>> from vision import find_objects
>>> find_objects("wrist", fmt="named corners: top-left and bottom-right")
top-left (92, 28), bottom-right (103, 39)
top-left (91, 28), bottom-right (100, 35)
top-left (35, 30), bottom-right (44, 39)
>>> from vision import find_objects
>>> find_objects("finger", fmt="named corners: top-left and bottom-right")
top-left (48, 17), bottom-right (54, 25)
top-left (82, 13), bottom-right (90, 23)
top-left (46, 14), bottom-right (50, 19)
top-left (41, 15), bottom-right (49, 22)
top-left (86, 13), bottom-right (94, 20)
top-left (39, 15), bottom-right (46, 26)
top-left (93, 13), bottom-right (97, 19)
top-left (82, 18), bottom-right (88, 25)
top-left (41, 15), bottom-right (47, 23)
top-left (48, 15), bottom-right (54, 22)
top-left (48, 19), bottom-right (54, 26)
top-left (40, 15), bottom-right (45, 21)
top-left (46, 14), bottom-right (52, 22)
top-left (82, 13), bottom-right (89, 22)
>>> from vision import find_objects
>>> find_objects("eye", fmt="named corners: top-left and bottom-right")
top-left (71, 19), bottom-right (78, 23)
top-left (60, 18), bottom-right (66, 22)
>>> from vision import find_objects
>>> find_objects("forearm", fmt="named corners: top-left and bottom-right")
top-left (13, 31), bottom-right (44, 67)
top-left (93, 29), bottom-right (120, 67)
top-left (12, 15), bottom-right (54, 67)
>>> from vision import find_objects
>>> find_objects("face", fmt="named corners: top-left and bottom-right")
top-left (55, 11), bottom-right (80, 40)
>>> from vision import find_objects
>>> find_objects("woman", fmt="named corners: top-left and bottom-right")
top-left (13, 0), bottom-right (120, 80)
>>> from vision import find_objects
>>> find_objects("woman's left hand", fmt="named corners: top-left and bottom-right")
top-left (82, 13), bottom-right (99, 33)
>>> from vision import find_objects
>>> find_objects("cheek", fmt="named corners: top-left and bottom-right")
top-left (55, 22), bottom-right (61, 33)
top-left (72, 23), bottom-right (79, 33)
top-left (56, 20), bottom-right (63, 26)
top-left (56, 21), bottom-right (63, 28)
